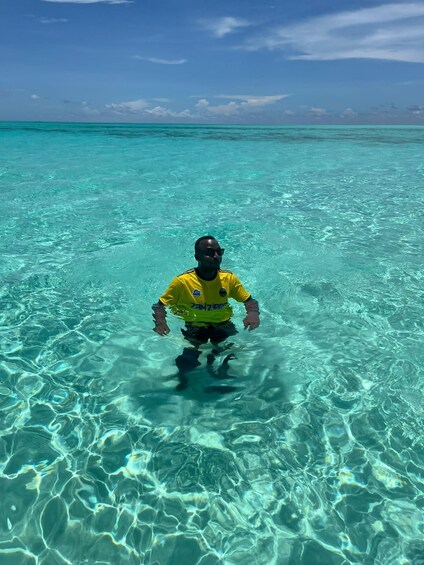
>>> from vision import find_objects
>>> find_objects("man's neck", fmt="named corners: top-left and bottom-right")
top-left (195, 266), bottom-right (219, 281)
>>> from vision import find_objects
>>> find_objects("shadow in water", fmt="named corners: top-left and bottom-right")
top-left (130, 355), bottom-right (290, 427)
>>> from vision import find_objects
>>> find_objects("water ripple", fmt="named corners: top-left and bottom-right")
top-left (0, 124), bottom-right (423, 564)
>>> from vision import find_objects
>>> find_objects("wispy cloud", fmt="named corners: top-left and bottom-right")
top-left (202, 101), bottom-right (240, 116)
top-left (215, 94), bottom-right (289, 107)
top-left (81, 101), bottom-right (100, 115)
top-left (195, 99), bottom-right (210, 110)
top-left (38, 17), bottom-right (69, 24)
top-left (25, 14), bottom-right (68, 23)
top-left (146, 106), bottom-right (193, 118)
top-left (105, 99), bottom-right (149, 113)
top-left (195, 94), bottom-right (288, 116)
top-left (31, 94), bottom-right (41, 99)
top-left (61, 99), bottom-right (101, 115)
top-left (307, 107), bottom-right (329, 117)
top-left (408, 104), bottom-right (424, 114)
top-left (341, 108), bottom-right (358, 118)
top-left (133, 56), bottom-right (187, 65)
top-left (103, 99), bottom-right (193, 118)
top-left (243, 3), bottom-right (424, 63)
top-left (201, 16), bottom-right (253, 38)
top-left (42, 0), bottom-right (131, 4)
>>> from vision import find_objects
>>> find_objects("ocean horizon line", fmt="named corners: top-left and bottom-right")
top-left (1, 120), bottom-right (423, 128)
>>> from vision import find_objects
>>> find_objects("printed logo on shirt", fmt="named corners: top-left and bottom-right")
top-left (193, 289), bottom-right (201, 296)
top-left (190, 302), bottom-right (228, 311)
top-left (219, 288), bottom-right (227, 297)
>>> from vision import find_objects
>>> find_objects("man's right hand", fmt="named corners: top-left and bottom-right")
top-left (154, 321), bottom-right (170, 336)
top-left (152, 301), bottom-right (170, 335)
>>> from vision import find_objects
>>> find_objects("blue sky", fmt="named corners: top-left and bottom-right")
top-left (1, 0), bottom-right (424, 124)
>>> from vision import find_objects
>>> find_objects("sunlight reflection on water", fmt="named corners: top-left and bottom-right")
top-left (0, 124), bottom-right (423, 564)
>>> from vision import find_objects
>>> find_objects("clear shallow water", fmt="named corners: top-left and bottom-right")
top-left (0, 122), bottom-right (423, 564)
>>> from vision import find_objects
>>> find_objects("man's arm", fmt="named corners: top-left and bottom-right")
top-left (243, 297), bottom-right (260, 331)
top-left (152, 301), bottom-right (170, 335)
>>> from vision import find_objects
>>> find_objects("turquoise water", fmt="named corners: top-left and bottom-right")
top-left (0, 123), bottom-right (423, 564)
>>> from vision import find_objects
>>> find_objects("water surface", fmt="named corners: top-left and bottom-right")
top-left (0, 123), bottom-right (423, 564)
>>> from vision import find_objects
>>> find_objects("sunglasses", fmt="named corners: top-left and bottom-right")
top-left (202, 247), bottom-right (225, 257)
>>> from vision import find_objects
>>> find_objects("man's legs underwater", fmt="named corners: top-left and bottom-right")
top-left (175, 322), bottom-right (238, 390)
top-left (175, 346), bottom-right (202, 391)
top-left (175, 325), bottom-right (208, 391)
top-left (206, 321), bottom-right (238, 379)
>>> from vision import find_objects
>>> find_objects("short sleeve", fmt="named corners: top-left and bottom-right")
top-left (229, 274), bottom-right (251, 303)
top-left (159, 277), bottom-right (182, 306)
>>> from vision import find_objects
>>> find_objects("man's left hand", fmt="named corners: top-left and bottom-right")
top-left (243, 313), bottom-right (260, 331)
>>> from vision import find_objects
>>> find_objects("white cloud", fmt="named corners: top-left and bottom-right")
top-left (144, 106), bottom-right (169, 116)
top-left (81, 101), bottom-right (100, 115)
top-left (201, 16), bottom-right (252, 38)
top-left (146, 106), bottom-right (193, 118)
top-left (176, 109), bottom-right (193, 118)
top-left (193, 94), bottom-right (288, 116)
top-left (307, 107), bottom-right (329, 116)
top-left (193, 98), bottom-right (236, 116)
top-left (133, 56), bottom-right (187, 65)
top-left (42, 0), bottom-right (131, 4)
top-left (105, 99), bottom-right (149, 113)
top-left (341, 108), bottom-right (358, 117)
top-left (408, 104), bottom-right (424, 114)
top-left (31, 94), bottom-right (40, 99)
top-left (104, 100), bottom-right (193, 118)
top-left (38, 17), bottom-right (68, 23)
top-left (215, 94), bottom-right (289, 107)
top-left (195, 99), bottom-right (210, 110)
top-left (243, 3), bottom-right (424, 63)
top-left (206, 102), bottom-right (240, 116)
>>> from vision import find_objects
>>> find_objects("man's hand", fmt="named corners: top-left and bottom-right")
top-left (152, 301), bottom-right (170, 335)
top-left (243, 312), bottom-right (260, 331)
top-left (154, 321), bottom-right (170, 336)
top-left (243, 297), bottom-right (260, 331)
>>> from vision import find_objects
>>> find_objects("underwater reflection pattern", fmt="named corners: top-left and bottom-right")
top-left (0, 124), bottom-right (423, 564)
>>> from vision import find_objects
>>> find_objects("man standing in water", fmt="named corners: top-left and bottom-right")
top-left (152, 236), bottom-right (260, 390)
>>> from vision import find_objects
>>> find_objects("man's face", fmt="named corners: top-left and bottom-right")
top-left (196, 238), bottom-right (224, 269)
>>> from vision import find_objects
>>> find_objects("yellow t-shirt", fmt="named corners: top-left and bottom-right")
top-left (159, 269), bottom-right (251, 325)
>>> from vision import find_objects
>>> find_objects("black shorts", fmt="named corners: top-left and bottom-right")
top-left (181, 320), bottom-right (237, 345)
